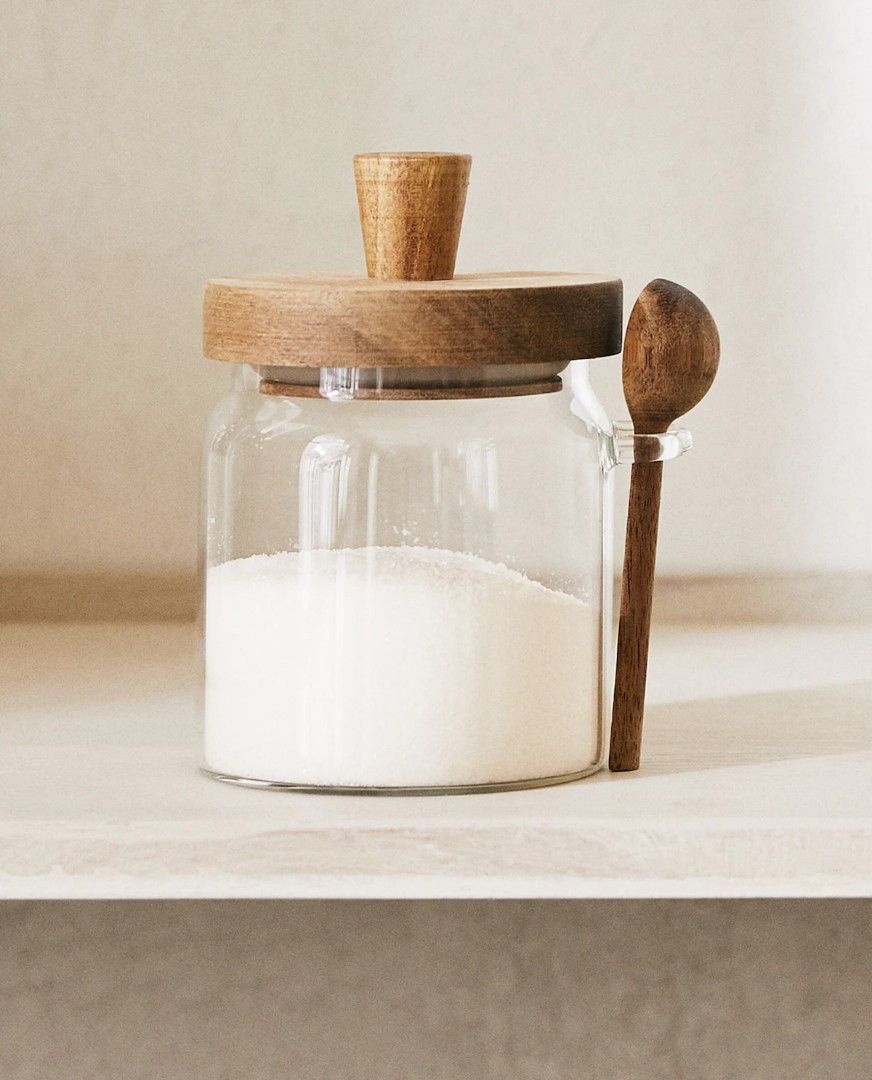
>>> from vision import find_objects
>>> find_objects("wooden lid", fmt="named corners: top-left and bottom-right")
top-left (203, 153), bottom-right (622, 367)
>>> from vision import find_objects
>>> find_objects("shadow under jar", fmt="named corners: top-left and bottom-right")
top-left (199, 152), bottom-right (686, 793)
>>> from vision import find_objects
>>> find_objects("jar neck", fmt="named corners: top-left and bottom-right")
top-left (569, 360), bottom-right (612, 434)
top-left (254, 364), bottom-right (568, 401)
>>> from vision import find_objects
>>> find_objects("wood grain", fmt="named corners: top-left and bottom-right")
top-left (610, 280), bottom-right (720, 772)
top-left (204, 151), bottom-right (622, 370)
top-left (203, 272), bottom-right (623, 368)
top-left (353, 152), bottom-right (470, 281)
top-left (620, 279), bottom-right (720, 437)
top-left (610, 461), bottom-right (663, 771)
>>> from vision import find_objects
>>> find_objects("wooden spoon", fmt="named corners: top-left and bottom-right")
top-left (609, 279), bottom-right (720, 772)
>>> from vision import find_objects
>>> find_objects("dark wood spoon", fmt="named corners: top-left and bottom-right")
top-left (609, 279), bottom-right (720, 772)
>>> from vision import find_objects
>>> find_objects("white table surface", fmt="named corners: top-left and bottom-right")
top-left (1, 620), bottom-right (871, 899)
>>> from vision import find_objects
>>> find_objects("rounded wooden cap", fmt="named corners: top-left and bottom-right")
top-left (203, 153), bottom-right (623, 367)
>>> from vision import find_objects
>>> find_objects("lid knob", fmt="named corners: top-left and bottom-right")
top-left (353, 152), bottom-right (471, 281)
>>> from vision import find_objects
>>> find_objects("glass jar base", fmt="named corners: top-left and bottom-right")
top-left (200, 762), bottom-right (603, 796)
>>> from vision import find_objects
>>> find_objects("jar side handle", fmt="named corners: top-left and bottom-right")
top-left (612, 422), bottom-right (693, 467)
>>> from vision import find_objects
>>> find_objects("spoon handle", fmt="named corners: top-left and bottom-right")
top-left (609, 459), bottom-right (663, 771)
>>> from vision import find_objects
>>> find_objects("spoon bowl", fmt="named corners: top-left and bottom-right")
top-left (623, 278), bottom-right (720, 434)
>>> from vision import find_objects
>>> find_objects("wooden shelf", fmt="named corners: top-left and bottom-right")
top-left (1, 620), bottom-right (871, 899)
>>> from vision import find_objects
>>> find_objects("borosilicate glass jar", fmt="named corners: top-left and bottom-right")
top-left (201, 361), bottom-right (690, 793)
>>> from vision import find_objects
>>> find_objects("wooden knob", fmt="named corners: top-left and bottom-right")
top-left (353, 152), bottom-right (471, 281)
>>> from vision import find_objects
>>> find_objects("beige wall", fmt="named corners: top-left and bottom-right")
top-left (3, 900), bottom-right (872, 1079)
top-left (2, 1), bottom-right (870, 577)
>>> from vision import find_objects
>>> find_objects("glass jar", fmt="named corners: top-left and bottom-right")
top-left (199, 150), bottom-right (690, 793)
top-left (201, 361), bottom-right (690, 792)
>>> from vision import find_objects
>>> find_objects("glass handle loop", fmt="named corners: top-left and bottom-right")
top-left (613, 422), bottom-right (693, 466)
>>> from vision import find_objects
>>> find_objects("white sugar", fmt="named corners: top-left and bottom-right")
top-left (204, 547), bottom-right (600, 788)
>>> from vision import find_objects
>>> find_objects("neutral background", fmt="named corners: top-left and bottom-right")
top-left (3, 4), bottom-right (871, 1079)
top-left (2, 0), bottom-right (871, 578)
